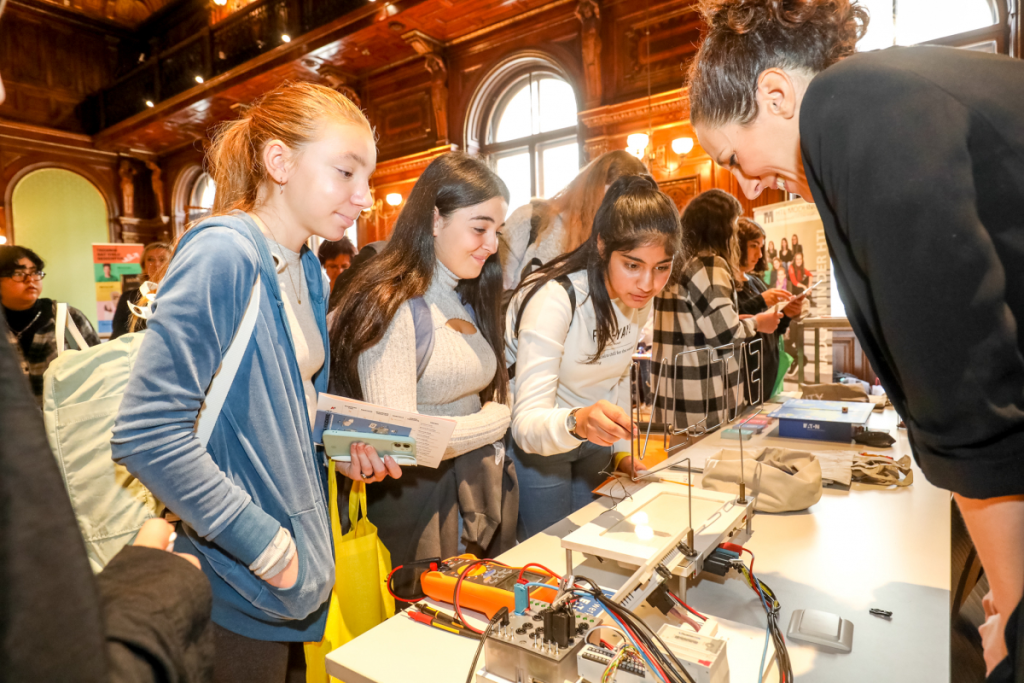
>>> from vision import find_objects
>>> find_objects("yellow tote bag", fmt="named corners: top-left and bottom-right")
top-left (305, 476), bottom-right (396, 683)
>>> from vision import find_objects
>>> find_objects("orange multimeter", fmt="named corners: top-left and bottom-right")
top-left (419, 554), bottom-right (560, 618)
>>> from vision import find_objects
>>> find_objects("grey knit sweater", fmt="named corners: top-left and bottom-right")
top-left (357, 260), bottom-right (511, 459)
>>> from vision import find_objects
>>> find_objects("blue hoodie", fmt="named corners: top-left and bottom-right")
top-left (112, 212), bottom-right (333, 641)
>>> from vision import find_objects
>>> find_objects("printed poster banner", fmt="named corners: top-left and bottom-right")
top-left (92, 243), bottom-right (143, 336)
top-left (752, 199), bottom-right (832, 381)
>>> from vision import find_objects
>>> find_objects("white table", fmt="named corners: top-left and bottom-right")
top-left (326, 409), bottom-right (950, 682)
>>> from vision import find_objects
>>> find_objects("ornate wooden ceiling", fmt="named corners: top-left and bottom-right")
top-left (28, 0), bottom-right (177, 28)
top-left (93, 0), bottom-right (569, 156)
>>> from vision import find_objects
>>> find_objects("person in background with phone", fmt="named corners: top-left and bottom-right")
top-left (506, 175), bottom-right (679, 539)
top-left (736, 218), bottom-right (801, 402)
top-left (112, 82), bottom-right (375, 683)
top-left (329, 152), bottom-right (513, 567)
top-left (653, 189), bottom-right (782, 433)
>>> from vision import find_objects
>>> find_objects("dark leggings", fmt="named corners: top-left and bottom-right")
top-left (212, 622), bottom-right (289, 683)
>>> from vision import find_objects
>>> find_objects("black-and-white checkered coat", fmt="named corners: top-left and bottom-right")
top-left (652, 255), bottom-right (756, 432)
top-left (4, 299), bottom-right (100, 404)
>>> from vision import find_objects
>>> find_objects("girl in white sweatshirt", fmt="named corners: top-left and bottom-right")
top-left (505, 175), bottom-right (682, 538)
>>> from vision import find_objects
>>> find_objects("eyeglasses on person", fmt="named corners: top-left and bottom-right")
top-left (2, 269), bottom-right (46, 282)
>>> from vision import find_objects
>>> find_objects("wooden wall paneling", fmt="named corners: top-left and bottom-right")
top-left (360, 143), bottom-right (454, 243)
top-left (0, 121), bottom-right (121, 242)
top-left (367, 61), bottom-right (438, 160)
top-left (832, 329), bottom-right (878, 384)
top-left (601, 0), bottom-right (700, 106)
top-left (0, 4), bottom-right (118, 132)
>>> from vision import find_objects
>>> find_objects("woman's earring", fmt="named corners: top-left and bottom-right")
top-left (279, 181), bottom-right (285, 195)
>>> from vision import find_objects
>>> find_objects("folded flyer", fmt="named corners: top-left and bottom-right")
top-left (313, 393), bottom-right (456, 469)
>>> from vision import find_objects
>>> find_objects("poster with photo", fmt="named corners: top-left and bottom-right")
top-left (92, 243), bottom-right (143, 336)
top-left (753, 199), bottom-right (832, 382)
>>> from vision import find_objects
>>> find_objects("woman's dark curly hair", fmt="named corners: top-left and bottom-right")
top-left (688, 0), bottom-right (870, 127)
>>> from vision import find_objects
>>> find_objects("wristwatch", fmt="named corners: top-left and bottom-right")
top-left (566, 407), bottom-right (584, 440)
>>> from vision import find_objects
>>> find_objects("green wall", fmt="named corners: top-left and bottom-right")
top-left (12, 168), bottom-right (109, 330)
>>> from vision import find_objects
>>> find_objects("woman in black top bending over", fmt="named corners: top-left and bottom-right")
top-left (689, 0), bottom-right (1024, 677)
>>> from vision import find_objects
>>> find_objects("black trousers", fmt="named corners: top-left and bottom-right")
top-left (212, 622), bottom-right (289, 683)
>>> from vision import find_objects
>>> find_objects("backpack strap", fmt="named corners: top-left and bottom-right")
top-left (56, 303), bottom-right (89, 356)
top-left (508, 274), bottom-right (576, 380)
top-left (408, 296), bottom-right (435, 380)
top-left (195, 275), bottom-right (261, 449)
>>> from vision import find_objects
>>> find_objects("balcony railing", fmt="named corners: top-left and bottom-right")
top-left (85, 0), bottom-right (363, 132)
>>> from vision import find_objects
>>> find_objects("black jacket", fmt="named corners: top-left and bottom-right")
top-left (0, 318), bottom-right (213, 682)
top-left (737, 274), bottom-right (791, 404)
top-left (802, 46), bottom-right (1024, 499)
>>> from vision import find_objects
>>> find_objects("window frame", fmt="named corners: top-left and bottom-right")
top-left (478, 67), bottom-right (581, 202)
top-left (904, 0), bottom-right (1008, 52)
top-left (185, 172), bottom-right (216, 224)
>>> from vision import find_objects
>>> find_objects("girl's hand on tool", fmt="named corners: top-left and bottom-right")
top-left (616, 456), bottom-right (648, 475)
top-left (575, 400), bottom-right (637, 446)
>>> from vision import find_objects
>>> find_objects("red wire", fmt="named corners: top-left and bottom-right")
top-left (453, 558), bottom-right (508, 634)
top-left (667, 590), bottom-right (707, 621)
top-left (616, 616), bottom-right (668, 681)
top-left (720, 542), bottom-right (757, 588)
top-left (385, 564), bottom-right (423, 603)
top-left (516, 562), bottom-right (562, 582)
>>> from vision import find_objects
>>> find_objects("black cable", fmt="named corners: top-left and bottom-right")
top-left (464, 607), bottom-right (508, 683)
top-left (574, 576), bottom-right (695, 683)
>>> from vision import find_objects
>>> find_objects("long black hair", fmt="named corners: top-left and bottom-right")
top-left (511, 174), bottom-right (681, 363)
top-left (329, 152), bottom-right (510, 403)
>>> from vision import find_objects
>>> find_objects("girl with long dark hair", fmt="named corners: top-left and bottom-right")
top-left (505, 175), bottom-right (679, 538)
top-left (787, 251), bottom-right (812, 296)
top-left (652, 189), bottom-right (781, 433)
top-left (778, 236), bottom-right (793, 265)
top-left (329, 152), bottom-right (513, 566)
top-left (736, 217), bottom-right (799, 402)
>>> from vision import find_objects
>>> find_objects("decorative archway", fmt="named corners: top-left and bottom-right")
top-left (171, 163), bottom-right (203, 237)
top-left (463, 49), bottom-right (579, 157)
top-left (4, 158), bottom-right (119, 243)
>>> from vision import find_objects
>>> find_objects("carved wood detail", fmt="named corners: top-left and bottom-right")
top-left (657, 175), bottom-right (700, 211)
top-left (576, 0), bottom-right (601, 109)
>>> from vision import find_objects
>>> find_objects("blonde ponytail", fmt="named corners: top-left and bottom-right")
top-left (206, 81), bottom-right (373, 215)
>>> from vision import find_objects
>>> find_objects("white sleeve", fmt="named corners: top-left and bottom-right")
top-left (501, 204), bottom-right (535, 291)
top-left (509, 281), bottom-right (583, 456)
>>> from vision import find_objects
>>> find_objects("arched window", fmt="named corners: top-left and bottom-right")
top-left (479, 69), bottom-right (581, 212)
top-left (186, 172), bottom-right (217, 224)
top-left (858, 0), bottom-right (1002, 52)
